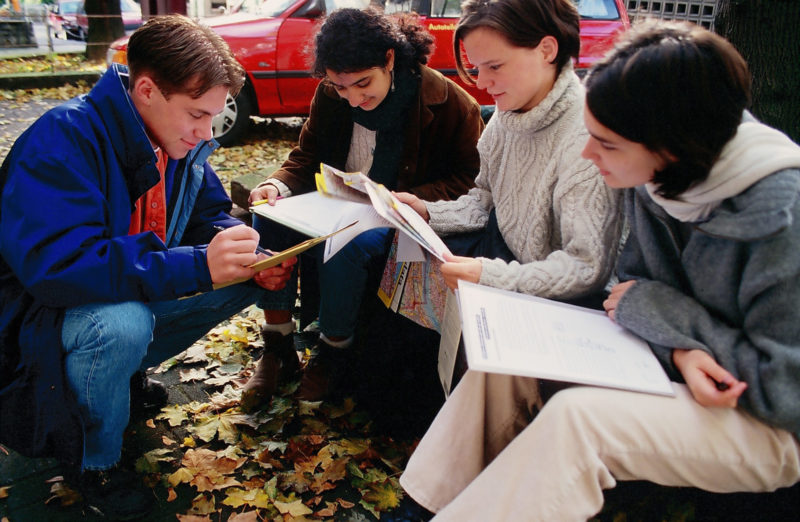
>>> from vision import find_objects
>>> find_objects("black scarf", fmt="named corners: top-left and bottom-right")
top-left (349, 66), bottom-right (419, 189)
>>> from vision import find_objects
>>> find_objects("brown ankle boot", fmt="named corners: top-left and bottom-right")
top-left (295, 338), bottom-right (353, 401)
top-left (241, 331), bottom-right (300, 412)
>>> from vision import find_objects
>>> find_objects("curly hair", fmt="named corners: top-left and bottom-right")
top-left (312, 7), bottom-right (435, 77)
top-left (585, 20), bottom-right (751, 199)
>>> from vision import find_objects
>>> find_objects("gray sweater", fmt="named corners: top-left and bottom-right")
top-left (616, 169), bottom-right (800, 436)
top-left (425, 64), bottom-right (622, 300)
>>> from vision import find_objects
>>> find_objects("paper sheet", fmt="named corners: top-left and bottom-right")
top-left (457, 281), bottom-right (675, 396)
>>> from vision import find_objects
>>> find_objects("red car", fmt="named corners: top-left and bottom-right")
top-left (108, 0), bottom-right (629, 146)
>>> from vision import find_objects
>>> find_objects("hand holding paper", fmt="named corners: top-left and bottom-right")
top-left (251, 163), bottom-right (451, 263)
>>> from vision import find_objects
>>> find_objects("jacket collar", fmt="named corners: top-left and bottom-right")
top-left (86, 65), bottom-right (160, 203)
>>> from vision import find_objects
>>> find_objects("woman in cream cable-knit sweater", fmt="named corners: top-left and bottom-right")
top-left (398, 0), bottom-right (621, 305)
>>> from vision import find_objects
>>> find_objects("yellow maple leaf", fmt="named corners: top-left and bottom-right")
top-left (168, 467), bottom-right (195, 487)
top-left (361, 481), bottom-right (402, 513)
top-left (156, 405), bottom-right (189, 427)
top-left (274, 498), bottom-right (313, 516)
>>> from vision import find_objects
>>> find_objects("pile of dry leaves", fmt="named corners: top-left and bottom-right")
top-left (131, 307), bottom-right (413, 521)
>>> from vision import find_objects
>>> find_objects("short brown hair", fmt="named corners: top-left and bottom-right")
top-left (127, 14), bottom-right (245, 98)
top-left (454, 0), bottom-right (580, 84)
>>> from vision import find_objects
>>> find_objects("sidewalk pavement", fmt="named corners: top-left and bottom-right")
top-left (0, 35), bottom-right (99, 91)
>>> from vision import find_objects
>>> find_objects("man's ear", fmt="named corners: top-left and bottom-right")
top-left (538, 36), bottom-right (559, 64)
top-left (131, 75), bottom-right (158, 107)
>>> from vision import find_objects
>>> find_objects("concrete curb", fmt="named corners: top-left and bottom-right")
top-left (0, 70), bottom-right (101, 90)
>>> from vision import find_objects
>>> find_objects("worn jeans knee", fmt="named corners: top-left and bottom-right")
top-left (62, 301), bottom-right (154, 470)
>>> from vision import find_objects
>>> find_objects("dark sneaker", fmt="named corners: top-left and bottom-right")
top-left (78, 467), bottom-right (154, 520)
top-left (129, 370), bottom-right (168, 413)
top-left (240, 330), bottom-right (301, 412)
top-left (295, 338), bottom-right (353, 401)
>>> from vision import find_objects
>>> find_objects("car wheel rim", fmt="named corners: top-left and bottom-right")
top-left (212, 93), bottom-right (237, 139)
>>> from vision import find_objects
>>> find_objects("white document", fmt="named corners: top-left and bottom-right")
top-left (457, 281), bottom-right (675, 396)
top-left (437, 289), bottom-right (462, 397)
top-left (251, 164), bottom-right (452, 263)
top-left (251, 192), bottom-right (366, 238)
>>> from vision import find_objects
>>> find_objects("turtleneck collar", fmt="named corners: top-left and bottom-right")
top-left (493, 62), bottom-right (581, 135)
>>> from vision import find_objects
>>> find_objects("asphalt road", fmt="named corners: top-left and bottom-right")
top-left (0, 96), bottom-right (62, 162)
top-left (0, 21), bottom-right (86, 58)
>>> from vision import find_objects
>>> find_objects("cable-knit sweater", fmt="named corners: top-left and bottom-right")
top-left (426, 64), bottom-right (622, 299)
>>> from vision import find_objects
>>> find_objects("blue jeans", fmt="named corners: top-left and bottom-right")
top-left (61, 283), bottom-right (263, 470)
top-left (254, 215), bottom-right (392, 338)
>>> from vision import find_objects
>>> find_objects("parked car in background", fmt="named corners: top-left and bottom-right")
top-left (48, 0), bottom-right (81, 40)
top-left (53, 0), bottom-right (141, 40)
top-left (108, 0), bottom-right (629, 146)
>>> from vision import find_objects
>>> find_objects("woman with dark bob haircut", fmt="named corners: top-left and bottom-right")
top-left (240, 8), bottom-right (484, 406)
top-left (398, 20), bottom-right (800, 520)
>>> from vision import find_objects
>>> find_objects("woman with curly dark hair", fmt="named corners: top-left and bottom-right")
top-left (241, 8), bottom-right (484, 406)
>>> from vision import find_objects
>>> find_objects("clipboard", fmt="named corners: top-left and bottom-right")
top-left (212, 221), bottom-right (358, 290)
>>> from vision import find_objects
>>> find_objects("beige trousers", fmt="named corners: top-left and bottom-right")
top-left (400, 371), bottom-right (800, 521)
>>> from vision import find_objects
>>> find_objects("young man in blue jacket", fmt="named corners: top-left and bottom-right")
top-left (0, 15), bottom-right (295, 519)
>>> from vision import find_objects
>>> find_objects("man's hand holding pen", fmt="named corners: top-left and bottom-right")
top-left (207, 225), bottom-right (296, 291)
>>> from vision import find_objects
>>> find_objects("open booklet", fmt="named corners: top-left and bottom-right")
top-left (249, 163), bottom-right (451, 263)
top-left (440, 280), bottom-right (675, 397)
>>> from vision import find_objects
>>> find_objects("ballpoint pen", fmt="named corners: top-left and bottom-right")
top-left (213, 225), bottom-right (272, 257)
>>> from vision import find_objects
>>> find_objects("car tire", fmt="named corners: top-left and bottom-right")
top-left (212, 90), bottom-right (253, 148)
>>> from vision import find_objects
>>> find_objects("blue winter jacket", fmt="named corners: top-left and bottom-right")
top-left (0, 64), bottom-right (241, 463)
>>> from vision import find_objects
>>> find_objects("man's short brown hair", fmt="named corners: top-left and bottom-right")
top-left (127, 14), bottom-right (245, 99)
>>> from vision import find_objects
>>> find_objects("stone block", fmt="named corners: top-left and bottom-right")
top-left (229, 166), bottom-right (279, 210)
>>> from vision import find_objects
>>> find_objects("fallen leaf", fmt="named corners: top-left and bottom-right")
top-left (338, 498), bottom-right (355, 508)
top-left (167, 488), bottom-right (178, 502)
top-left (221, 487), bottom-right (272, 509)
top-left (360, 479), bottom-right (402, 516)
top-left (45, 480), bottom-right (81, 507)
top-left (180, 367), bottom-right (209, 382)
top-left (316, 501), bottom-right (339, 517)
top-left (0, 486), bottom-right (10, 499)
top-left (274, 498), bottom-right (313, 516)
top-left (156, 404), bottom-right (189, 427)
top-left (187, 492), bottom-right (216, 515)
top-left (227, 511), bottom-right (259, 522)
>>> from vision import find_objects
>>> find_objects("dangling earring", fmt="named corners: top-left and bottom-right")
top-left (390, 69), bottom-right (395, 92)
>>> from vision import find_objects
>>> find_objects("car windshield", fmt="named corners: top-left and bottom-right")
top-left (120, 0), bottom-right (141, 14)
top-left (573, 0), bottom-right (620, 20)
top-left (59, 1), bottom-right (81, 14)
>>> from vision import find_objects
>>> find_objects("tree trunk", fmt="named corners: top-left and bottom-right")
top-left (84, 0), bottom-right (124, 62)
top-left (715, 0), bottom-right (800, 143)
